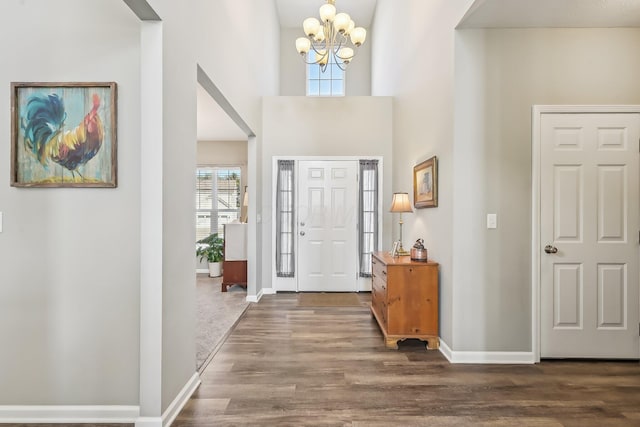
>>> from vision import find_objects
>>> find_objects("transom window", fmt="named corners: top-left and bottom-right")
top-left (306, 50), bottom-right (345, 97)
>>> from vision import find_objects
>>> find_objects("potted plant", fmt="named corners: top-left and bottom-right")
top-left (196, 233), bottom-right (224, 277)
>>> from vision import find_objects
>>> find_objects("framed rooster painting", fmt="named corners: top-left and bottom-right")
top-left (11, 82), bottom-right (117, 187)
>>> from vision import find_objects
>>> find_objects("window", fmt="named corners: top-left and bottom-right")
top-left (196, 167), bottom-right (241, 240)
top-left (359, 160), bottom-right (379, 277)
top-left (275, 160), bottom-right (295, 277)
top-left (306, 50), bottom-right (345, 97)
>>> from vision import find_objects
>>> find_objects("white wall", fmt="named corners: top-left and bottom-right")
top-left (0, 0), bottom-right (279, 418)
top-left (198, 140), bottom-right (248, 165)
top-left (453, 27), bottom-right (640, 351)
top-left (280, 27), bottom-right (372, 96)
top-left (261, 96), bottom-right (393, 289)
top-left (0, 0), bottom-right (141, 405)
top-left (371, 0), bottom-right (475, 349)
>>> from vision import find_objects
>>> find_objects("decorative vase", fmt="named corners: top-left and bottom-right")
top-left (208, 262), bottom-right (222, 278)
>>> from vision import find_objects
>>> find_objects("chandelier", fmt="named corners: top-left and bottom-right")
top-left (295, 0), bottom-right (367, 71)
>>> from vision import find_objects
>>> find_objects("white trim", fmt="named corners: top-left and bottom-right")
top-left (246, 288), bottom-right (263, 303)
top-left (439, 339), bottom-right (453, 362)
top-left (160, 372), bottom-right (201, 427)
top-left (531, 105), bottom-right (640, 363)
top-left (531, 106), bottom-right (542, 363)
top-left (247, 135), bottom-right (258, 301)
top-left (439, 339), bottom-right (535, 364)
top-left (136, 417), bottom-right (162, 427)
top-left (262, 287), bottom-right (276, 295)
top-left (139, 19), bottom-right (164, 419)
top-left (196, 268), bottom-right (209, 274)
top-left (0, 405), bottom-right (140, 424)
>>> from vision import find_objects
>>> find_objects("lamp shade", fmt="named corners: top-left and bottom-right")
top-left (389, 192), bottom-right (413, 213)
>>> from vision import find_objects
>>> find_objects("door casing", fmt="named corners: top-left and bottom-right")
top-left (532, 105), bottom-right (640, 362)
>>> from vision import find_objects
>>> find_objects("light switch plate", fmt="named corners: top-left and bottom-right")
top-left (487, 213), bottom-right (497, 229)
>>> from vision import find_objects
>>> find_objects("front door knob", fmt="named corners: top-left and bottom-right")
top-left (544, 245), bottom-right (558, 254)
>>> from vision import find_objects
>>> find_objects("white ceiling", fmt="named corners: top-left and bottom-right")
top-left (276, 0), bottom-right (378, 29)
top-left (198, 0), bottom-right (640, 141)
top-left (197, 84), bottom-right (247, 141)
top-left (459, 0), bottom-right (640, 28)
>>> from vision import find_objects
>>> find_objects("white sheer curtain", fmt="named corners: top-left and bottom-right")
top-left (359, 160), bottom-right (379, 277)
top-left (276, 160), bottom-right (295, 277)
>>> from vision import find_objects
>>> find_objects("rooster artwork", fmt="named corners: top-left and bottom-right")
top-left (12, 83), bottom-right (117, 187)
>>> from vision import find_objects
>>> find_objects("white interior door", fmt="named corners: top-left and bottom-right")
top-left (540, 112), bottom-right (640, 358)
top-left (298, 160), bottom-right (358, 292)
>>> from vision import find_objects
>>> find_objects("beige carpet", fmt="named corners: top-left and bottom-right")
top-left (297, 292), bottom-right (363, 307)
top-left (196, 274), bottom-right (249, 371)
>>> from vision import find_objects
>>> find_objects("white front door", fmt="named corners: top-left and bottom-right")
top-left (297, 160), bottom-right (358, 292)
top-left (540, 112), bottom-right (640, 358)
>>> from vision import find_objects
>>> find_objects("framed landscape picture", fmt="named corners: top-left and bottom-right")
top-left (413, 156), bottom-right (438, 208)
top-left (11, 82), bottom-right (117, 187)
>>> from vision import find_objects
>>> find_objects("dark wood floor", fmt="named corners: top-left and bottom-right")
top-left (174, 293), bottom-right (640, 426)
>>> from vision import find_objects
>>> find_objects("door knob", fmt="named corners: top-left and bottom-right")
top-left (300, 231), bottom-right (306, 236)
top-left (544, 245), bottom-right (558, 254)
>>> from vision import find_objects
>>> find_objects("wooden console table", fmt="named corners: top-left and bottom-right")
top-left (370, 252), bottom-right (439, 350)
top-left (221, 260), bottom-right (247, 292)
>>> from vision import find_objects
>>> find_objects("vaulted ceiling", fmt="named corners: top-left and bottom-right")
top-left (198, 0), bottom-right (640, 141)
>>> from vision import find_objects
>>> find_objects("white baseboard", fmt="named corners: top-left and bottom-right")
top-left (262, 287), bottom-right (276, 295)
top-left (196, 268), bottom-right (209, 274)
top-left (439, 339), bottom-right (535, 364)
top-left (0, 405), bottom-right (139, 424)
top-left (161, 372), bottom-right (201, 427)
top-left (136, 416), bottom-right (163, 427)
top-left (0, 374), bottom-right (201, 426)
top-left (246, 288), bottom-right (263, 303)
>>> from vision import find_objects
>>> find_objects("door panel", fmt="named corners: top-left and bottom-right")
top-left (541, 113), bottom-right (640, 358)
top-left (298, 160), bottom-right (358, 292)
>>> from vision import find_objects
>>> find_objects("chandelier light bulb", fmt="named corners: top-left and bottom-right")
top-left (316, 49), bottom-right (329, 66)
top-left (333, 13), bottom-right (351, 33)
top-left (296, 37), bottom-right (311, 55)
top-left (344, 19), bottom-right (355, 35)
top-left (314, 27), bottom-right (326, 42)
top-left (319, 3), bottom-right (336, 23)
top-left (303, 17), bottom-right (320, 37)
top-left (350, 27), bottom-right (367, 46)
top-left (338, 47), bottom-right (354, 63)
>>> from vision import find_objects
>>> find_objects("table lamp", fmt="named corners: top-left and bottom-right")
top-left (389, 192), bottom-right (413, 255)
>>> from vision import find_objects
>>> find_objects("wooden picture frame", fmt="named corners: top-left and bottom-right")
top-left (11, 82), bottom-right (117, 187)
top-left (413, 156), bottom-right (438, 208)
